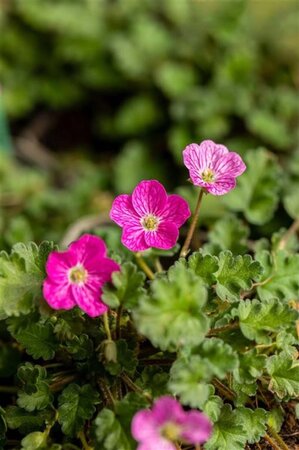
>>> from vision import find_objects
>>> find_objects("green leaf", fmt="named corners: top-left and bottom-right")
top-left (21, 431), bottom-right (47, 450)
top-left (267, 352), bottom-right (299, 399)
top-left (233, 349), bottom-right (266, 384)
top-left (104, 339), bottom-right (137, 376)
top-left (204, 404), bottom-right (247, 450)
top-left (195, 338), bottom-right (239, 379)
top-left (94, 409), bottom-right (131, 450)
top-left (237, 407), bottom-right (268, 443)
top-left (134, 264), bottom-right (209, 350)
top-left (15, 321), bottom-right (58, 360)
top-left (17, 363), bottom-right (53, 412)
top-left (102, 262), bottom-right (145, 309)
top-left (188, 252), bottom-right (219, 285)
top-left (257, 250), bottom-right (299, 303)
top-left (5, 406), bottom-right (52, 434)
top-left (66, 334), bottom-right (94, 360)
top-left (58, 383), bottom-right (99, 437)
top-left (0, 241), bottom-right (55, 317)
top-left (267, 408), bottom-right (284, 432)
top-left (223, 148), bottom-right (281, 225)
top-left (169, 356), bottom-right (214, 408)
top-left (236, 298), bottom-right (297, 344)
top-left (204, 215), bottom-right (249, 255)
top-left (202, 395), bottom-right (223, 422)
top-left (215, 251), bottom-right (263, 301)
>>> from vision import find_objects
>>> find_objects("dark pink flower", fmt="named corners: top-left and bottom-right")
top-left (110, 180), bottom-right (190, 252)
top-left (131, 396), bottom-right (212, 450)
top-left (43, 234), bottom-right (119, 317)
top-left (183, 140), bottom-right (246, 195)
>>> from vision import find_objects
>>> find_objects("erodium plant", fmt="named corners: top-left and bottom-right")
top-left (0, 140), bottom-right (298, 450)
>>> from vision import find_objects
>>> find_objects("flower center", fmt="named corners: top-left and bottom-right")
top-left (68, 265), bottom-right (88, 284)
top-left (160, 422), bottom-right (182, 441)
top-left (141, 214), bottom-right (159, 231)
top-left (201, 168), bottom-right (215, 183)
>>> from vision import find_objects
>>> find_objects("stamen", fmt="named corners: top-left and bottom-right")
top-left (68, 265), bottom-right (88, 284)
top-left (201, 168), bottom-right (215, 183)
top-left (141, 214), bottom-right (159, 231)
top-left (161, 422), bottom-right (182, 441)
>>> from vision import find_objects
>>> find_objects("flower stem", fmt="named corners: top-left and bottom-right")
top-left (268, 426), bottom-right (290, 450)
top-left (77, 430), bottom-right (94, 450)
top-left (180, 188), bottom-right (205, 257)
top-left (116, 305), bottom-right (123, 339)
top-left (264, 433), bottom-right (283, 450)
top-left (103, 312), bottom-right (112, 341)
top-left (135, 253), bottom-right (155, 280)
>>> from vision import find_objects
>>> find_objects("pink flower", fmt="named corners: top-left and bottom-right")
top-left (43, 234), bottom-right (119, 317)
top-left (131, 396), bottom-right (212, 450)
top-left (110, 180), bottom-right (190, 252)
top-left (183, 140), bottom-right (246, 195)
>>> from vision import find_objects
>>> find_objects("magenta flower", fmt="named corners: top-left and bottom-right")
top-left (183, 139), bottom-right (246, 195)
top-left (131, 396), bottom-right (212, 450)
top-left (43, 234), bottom-right (119, 317)
top-left (110, 180), bottom-right (190, 252)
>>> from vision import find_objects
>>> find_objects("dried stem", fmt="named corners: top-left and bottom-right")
top-left (180, 188), bottom-right (205, 257)
top-left (121, 373), bottom-right (152, 402)
top-left (264, 433), bottom-right (283, 450)
top-left (116, 305), bottom-right (123, 339)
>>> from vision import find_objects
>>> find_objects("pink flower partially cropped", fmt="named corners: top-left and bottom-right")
top-left (183, 140), bottom-right (246, 195)
top-left (131, 396), bottom-right (212, 450)
top-left (43, 234), bottom-right (119, 317)
top-left (110, 180), bottom-right (190, 252)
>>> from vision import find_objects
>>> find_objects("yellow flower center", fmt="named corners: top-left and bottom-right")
top-left (141, 214), bottom-right (159, 231)
top-left (161, 422), bottom-right (181, 441)
top-left (201, 168), bottom-right (215, 183)
top-left (68, 265), bottom-right (88, 284)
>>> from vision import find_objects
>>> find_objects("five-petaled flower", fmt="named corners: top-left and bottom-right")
top-left (131, 396), bottom-right (212, 450)
top-left (183, 139), bottom-right (246, 195)
top-left (110, 180), bottom-right (190, 252)
top-left (43, 234), bottom-right (119, 317)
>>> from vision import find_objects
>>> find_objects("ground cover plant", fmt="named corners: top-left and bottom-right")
top-left (0, 140), bottom-right (298, 450)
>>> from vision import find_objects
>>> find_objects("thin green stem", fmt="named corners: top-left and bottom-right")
top-left (116, 305), bottom-right (123, 339)
top-left (0, 385), bottom-right (18, 393)
top-left (77, 430), bottom-right (94, 450)
top-left (154, 257), bottom-right (163, 273)
top-left (264, 433), bottom-right (282, 450)
top-left (268, 426), bottom-right (290, 450)
top-left (103, 312), bottom-right (112, 341)
top-left (180, 189), bottom-right (205, 257)
top-left (278, 217), bottom-right (299, 250)
top-left (135, 253), bottom-right (155, 280)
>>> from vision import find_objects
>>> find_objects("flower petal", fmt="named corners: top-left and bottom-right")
top-left (84, 257), bottom-right (119, 287)
top-left (180, 411), bottom-right (212, 444)
top-left (131, 410), bottom-right (158, 441)
top-left (137, 440), bottom-right (176, 450)
top-left (144, 222), bottom-right (178, 250)
top-left (43, 279), bottom-right (75, 310)
top-left (205, 178), bottom-right (236, 195)
top-left (71, 283), bottom-right (108, 317)
top-left (213, 151), bottom-right (246, 178)
top-left (45, 250), bottom-right (75, 283)
top-left (68, 234), bottom-right (107, 262)
top-left (132, 180), bottom-right (167, 216)
top-left (161, 194), bottom-right (191, 227)
top-left (121, 224), bottom-right (149, 252)
top-left (110, 194), bottom-right (139, 226)
top-left (152, 396), bottom-right (185, 425)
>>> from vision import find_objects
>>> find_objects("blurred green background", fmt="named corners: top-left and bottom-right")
top-left (0, 0), bottom-right (299, 249)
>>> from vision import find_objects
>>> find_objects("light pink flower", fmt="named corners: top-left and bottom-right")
top-left (43, 234), bottom-right (119, 317)
top-left (110, 180), bottom-right (190, 252)
top-left (183, 140), bottom-right (246, 195)
top-left (131, 396), bottom-right (212, 450)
